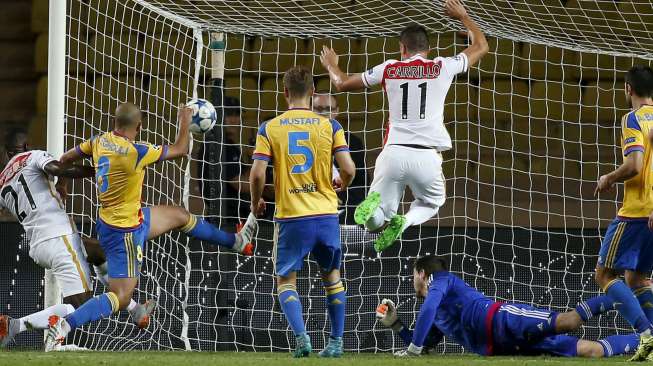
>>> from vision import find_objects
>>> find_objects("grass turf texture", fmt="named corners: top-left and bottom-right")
top-left (0, 352), bottom-right (629, 366)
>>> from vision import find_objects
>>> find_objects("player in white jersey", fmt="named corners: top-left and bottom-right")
top-left (320, 0), bottom-right (488, 252)
top-left (0, 130), bottom-right (154, 348)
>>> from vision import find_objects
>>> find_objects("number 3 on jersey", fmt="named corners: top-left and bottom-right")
top-left (96, 156), bottom-right (110, 193)
top-left (288, 131), bottom-right (314, 174)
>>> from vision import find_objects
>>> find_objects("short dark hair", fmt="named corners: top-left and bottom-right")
top-left (626, 65), bottom-right (653, 98)
top-left (223, 96), bottom-right (241, 118)
top-left (400, 24), bottom-right (429, 53)
top-left (5, 128), bottom-right (27, 147)
top-left (413, 255), bottom-right (448, 277)
top-left (283, 66), bottom-right (314, 99)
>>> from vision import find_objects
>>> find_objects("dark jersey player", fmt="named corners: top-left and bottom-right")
top-left (376, 255), bottom-right (639, 358)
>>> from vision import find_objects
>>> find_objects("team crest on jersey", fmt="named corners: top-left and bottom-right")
top-left (0, 152), bottom-right (31, 187)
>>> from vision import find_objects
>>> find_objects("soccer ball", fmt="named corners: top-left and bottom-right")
top-left (186, 98), bottom-right (217, 134)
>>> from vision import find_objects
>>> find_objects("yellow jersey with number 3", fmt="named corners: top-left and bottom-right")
top-left (76, 131), bottom-right (168, 228)
top-left (253, 108), bottom-right (349, 221)
top-left (618, 105), bottom-right (653, 218)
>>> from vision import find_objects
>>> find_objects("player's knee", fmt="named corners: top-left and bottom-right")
top-left (594, 267), bottom-right (616, 288)
top-left (114, 291), bottom-right (133, 310)
top-left (172, 206), bottom-right (191, 227)
top-left (576, 340), bottom-right (604, 358)
top-left (625, 272), bottom-right (650, 289)
top-left (556, 311), bottom-right (582, 332)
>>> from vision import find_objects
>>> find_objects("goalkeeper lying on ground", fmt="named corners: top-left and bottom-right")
top-left (376, 255), bottom-right (638, 358)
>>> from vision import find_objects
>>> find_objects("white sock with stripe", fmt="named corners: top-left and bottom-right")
top-left (19, 303), bottom-right (75, 331)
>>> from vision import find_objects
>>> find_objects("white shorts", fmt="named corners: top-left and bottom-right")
top-left (369, 144), bottom-right (446, 221)
top-left (29, 233), bottom-right (92, 298)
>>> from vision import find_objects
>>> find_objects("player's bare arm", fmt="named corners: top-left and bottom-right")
top-left (163, 105), bottom-right (193, 160)
top-left (43, 161), bottom-right (95, 179)
top-left (249, 159), bottom-right (268, 217)
top-left (594, 151), bottom-right (643, 196)
top-left (334, 151), bottom-right (356, 190)
top-left (320, 46), bottom-right (366, 92)
top-left (445, 0), bottom-right (488, 67)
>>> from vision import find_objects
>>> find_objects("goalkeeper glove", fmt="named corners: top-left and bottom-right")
top-left (375, 299), bottom-right (404, 332)
top-left (394, 343), bottom-right (422, 357)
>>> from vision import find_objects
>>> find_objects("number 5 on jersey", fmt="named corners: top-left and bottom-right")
top-left (288, 131), bottom-right (314, 174)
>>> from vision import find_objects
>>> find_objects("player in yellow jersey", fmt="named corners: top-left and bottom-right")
top-left (44, 103), bottom-right (257, 348)
top-left (594, 65), bottom-right (653, 361)
top-left (250, 66), bottom-right (355, 358)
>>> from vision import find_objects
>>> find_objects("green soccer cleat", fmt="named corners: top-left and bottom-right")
top-left (318, 336), bottom-right (343, 358)
top-left (354, 192), bottom-right (381, 226)
top-left (629, 331), bottom-right (653, 362)
top-left (293, 333), bottom-right (312, 358)
top-left (374, 215), bottom-right (407, 253)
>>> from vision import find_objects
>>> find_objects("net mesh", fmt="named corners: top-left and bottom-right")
top-left (60, 0), bottom-right (653, 352)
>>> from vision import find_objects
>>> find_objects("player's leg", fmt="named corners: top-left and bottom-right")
top-left (580, 335), bottom-right (640, 358)
top-left (626, 240), bottom-right (653, 323)
top-left (91, 261), bottom-right (155, 328)
top-left (313, 217), bottom-right (345, 358)
top-left (528, 334), bottom-right (638, 358)
top-left (81, 237), bottom-right (106, 266)
top-left (595, 219), bottom-right (653, 361)
top-left (355, 147), bottom-right (404, 232)
top-left (147, 205), bottom-right (255, 255)
top-left (375, 148), bottom-right (444, 252)
top-left (274, 220), bottom-right (315, 358)
top-left (574, 295), bottom-right (615, 322)
top-left (45, 225), bottom-right (142, 349)
top-left (404, 150), bottom-right (445, 227)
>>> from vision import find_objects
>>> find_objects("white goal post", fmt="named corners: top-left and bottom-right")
top-left (47, 0), bottom-right (653, 353)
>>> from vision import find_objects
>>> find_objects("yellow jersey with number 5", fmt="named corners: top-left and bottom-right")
top-left (619, 105), bottom-right (653, 218)
top-left (253, 108), bottom-right (349, 221)
top-left (76, 131), bottom-right (168, 228)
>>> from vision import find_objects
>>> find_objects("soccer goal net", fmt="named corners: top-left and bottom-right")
top-left (54, 0), bottom-right (653, 352)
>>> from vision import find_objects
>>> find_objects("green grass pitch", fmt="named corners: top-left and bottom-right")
top-left (0, 352), bottom-right (628, 366)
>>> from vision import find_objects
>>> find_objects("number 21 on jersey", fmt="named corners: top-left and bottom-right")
top-left (288, 131), bottom-right (314, 174)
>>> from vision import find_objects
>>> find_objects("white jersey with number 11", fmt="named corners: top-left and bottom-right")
top-left (361, 53), bottom-right (469, 150)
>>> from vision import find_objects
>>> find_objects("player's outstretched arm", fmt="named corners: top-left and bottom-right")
top-left (249, 159), bottom-right (268, 217)
top-left (43, 161), bottom-right (95, 179)
top-left (445, 0), bottom-right (488, 68)
top-left (163, 105), bottom-right (193, 160)
top-left (595, 151), bottom-right (643, 196)
top-left (321, 46), bottom-right (366, 92)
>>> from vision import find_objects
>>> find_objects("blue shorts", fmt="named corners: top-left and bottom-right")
top-left (96, 207), bottom-right (151, 278)
top-left (598, 218), bottom-right (653, 272)
top-left (492, 303), bottom-right (559, 355)
top-left (273, 215), bottom-right (341, 277)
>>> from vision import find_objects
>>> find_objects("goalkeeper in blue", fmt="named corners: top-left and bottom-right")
top-left (250, 66), bottom-right (356, 358)
top-left (376, 255), bottom-right (639, 358)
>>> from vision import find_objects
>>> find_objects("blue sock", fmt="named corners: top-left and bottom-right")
top-left (181, 215), bottom-right (235, 249)
top-left (576, 295), bottom-right (615, 321)
top-left (634, 286), bottom-right (653, 323)
top-left (605, 280), bottom-right (653, 333)
top-left (65, 292), bottom-right (119, 330)
top-left (278, 284), bottom-right (305, 336)
top-left (324, 280), bottom-right (346, 338)
top-left (599, 334), bottom-right (640, 357)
